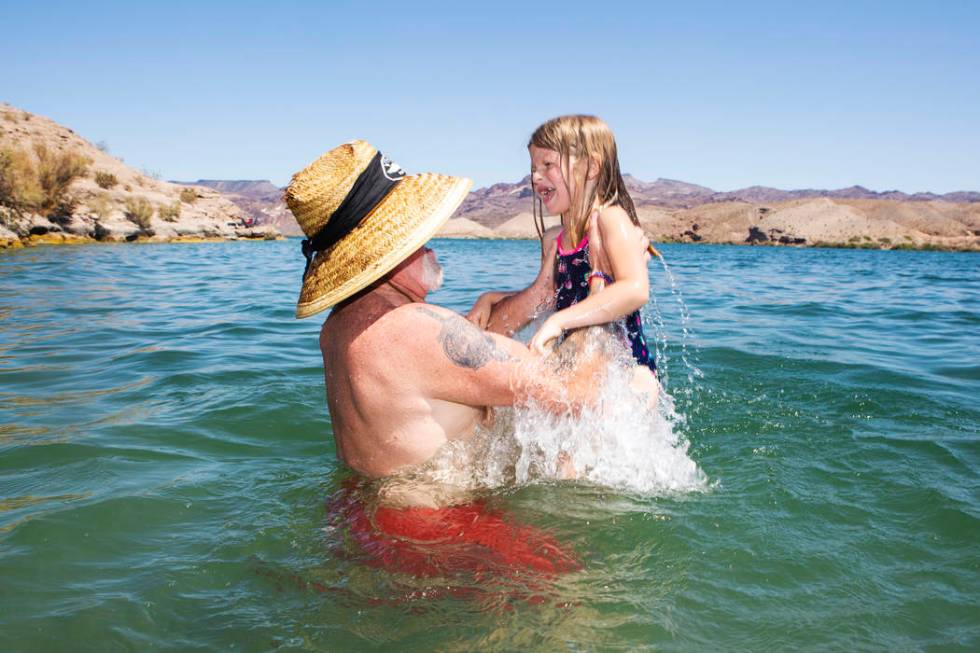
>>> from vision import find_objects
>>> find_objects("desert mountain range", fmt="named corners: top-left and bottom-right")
top-left (3, 103), bottom-right (976, 251)
top-left (195, 174), bottom-right (980, 251)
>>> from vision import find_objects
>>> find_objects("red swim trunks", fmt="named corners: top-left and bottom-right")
top-left (326, 481), bottom-right (581, 579)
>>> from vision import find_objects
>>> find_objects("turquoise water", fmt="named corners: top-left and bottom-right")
top-left (1, 239), bottom-right (978, 651)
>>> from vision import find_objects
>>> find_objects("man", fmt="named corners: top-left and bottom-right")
top-left (286, 140), bottom-right (597, 481)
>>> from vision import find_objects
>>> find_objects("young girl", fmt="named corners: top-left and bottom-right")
top-left (468, 115), bottom-right (658, 394)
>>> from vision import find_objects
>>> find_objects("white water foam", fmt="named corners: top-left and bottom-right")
top-left (411, 257), bottom-right (708, 498)
top-left (510, 327), bottom-right (705, 493)
top-left (418, 327), bottom-right (707, 497)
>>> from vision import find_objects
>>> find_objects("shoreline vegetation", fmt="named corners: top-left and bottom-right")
top-left (0, 103), bottom-right (281, 250)
top-left (3, 103), bottom-right (977, 253)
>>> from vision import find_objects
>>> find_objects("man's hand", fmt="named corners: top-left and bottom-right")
top-left (466, 291), bottom-right (512, 329)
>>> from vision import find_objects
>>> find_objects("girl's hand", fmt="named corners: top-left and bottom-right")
top-left (529, 315), bottom-right (564, 356)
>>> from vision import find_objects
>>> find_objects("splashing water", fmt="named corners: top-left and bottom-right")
top-left (404, 257), bottom-right (709, 498)
top-left (647, 254), bottom-right (704, 416)
top-left (411, 326), bottom-right (707, 497)
top-left (507, 327), bottom-right (706, 493)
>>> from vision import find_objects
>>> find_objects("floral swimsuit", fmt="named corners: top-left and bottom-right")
top-left (554, 230), bottom-right (656, 373)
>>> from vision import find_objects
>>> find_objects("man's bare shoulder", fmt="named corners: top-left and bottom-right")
top-left (388, 303), bottom-right (521, 371)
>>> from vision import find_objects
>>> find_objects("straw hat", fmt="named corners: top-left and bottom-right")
top-left (285, 140), bottom-right (471, 318)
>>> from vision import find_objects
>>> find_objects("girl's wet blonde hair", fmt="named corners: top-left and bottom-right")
top-left (528, 114), bottom-right (639, 246)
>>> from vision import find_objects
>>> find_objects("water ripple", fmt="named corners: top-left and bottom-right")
top-left (0, 241), bottom-right (977, 651)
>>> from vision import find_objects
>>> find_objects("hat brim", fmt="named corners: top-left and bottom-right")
top-left (296, 173), bottom-right (472, 318)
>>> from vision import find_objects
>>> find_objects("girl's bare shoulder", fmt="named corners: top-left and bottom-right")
top-left (597, 205), bottom-right (631, 224)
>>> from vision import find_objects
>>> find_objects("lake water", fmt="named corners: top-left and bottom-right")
top-left (1, 239), bottom-right (978, 651)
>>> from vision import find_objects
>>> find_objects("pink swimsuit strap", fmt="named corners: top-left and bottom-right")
top-left (556, 229), bottom-right (588, 256)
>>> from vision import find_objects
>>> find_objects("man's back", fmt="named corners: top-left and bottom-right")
top-left (320, 293), bottom-right (496, 478)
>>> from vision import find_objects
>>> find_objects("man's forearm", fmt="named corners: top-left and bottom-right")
top-left (486, 286), bottom-right (548, 336)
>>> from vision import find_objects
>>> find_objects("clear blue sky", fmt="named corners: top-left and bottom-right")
top-left (3, 1), bottom-right (978, 193)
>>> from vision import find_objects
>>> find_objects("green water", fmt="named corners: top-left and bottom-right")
top-left (1, 240), bottom-right (977, 651)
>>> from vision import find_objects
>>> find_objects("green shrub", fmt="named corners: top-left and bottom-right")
top-left (0, 144), bottom-right (87, 219)
top-left (124, 196), bottom-right (154, 230)
top-left (88, 192), bottom-right (112, 220)
top-left (33, 143), bottom-right (90, 217)
top-left (94, 171), bottom-right (118, 189)
top-left (158, 200), bottom-right (181, 222)
top-left (0, 146), bottom-right (42, 214)
top-left (179, 187), bottom-right (198, 204)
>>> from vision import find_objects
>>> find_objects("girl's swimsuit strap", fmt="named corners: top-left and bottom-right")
top-left (556, 229), bottom-right (589, 256)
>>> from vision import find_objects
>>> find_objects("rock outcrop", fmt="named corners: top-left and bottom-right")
top-left (173, 179), bottom-right (302, 237)
top-left (0, 104), bottom-right (280, 249)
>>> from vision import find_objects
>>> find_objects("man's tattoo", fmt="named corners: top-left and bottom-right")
top-left (416, 307), bottom-right (513, 370)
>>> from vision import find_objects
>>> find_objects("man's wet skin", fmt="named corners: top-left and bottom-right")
top-left (320, 243), bottom-right (613, 509)
top-left (369, 327), bottom-right (611, 508)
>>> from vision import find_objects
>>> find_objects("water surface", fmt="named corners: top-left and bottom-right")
top-left (1, 240), bottom-right (978, 651)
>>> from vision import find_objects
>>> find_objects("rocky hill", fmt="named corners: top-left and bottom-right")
top-left (183, 169), bottom-right (979, 250)
top-left (15, 94), bottom-right (965, 252)
top-left (173, 179), bottom-right (302, 236)
top-left (0, 104), bottom-right (280, 249)
top-left (437, 175), bottom-right (980, 250)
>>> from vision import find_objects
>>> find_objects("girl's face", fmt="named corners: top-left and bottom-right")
top-left (529, 145), bottom-right (573, 215)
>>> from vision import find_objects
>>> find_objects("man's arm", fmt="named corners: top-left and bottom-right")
top-left (402, 304), bottom-right (596, 412)
top-left (482, 226), bottom-right (561, 336)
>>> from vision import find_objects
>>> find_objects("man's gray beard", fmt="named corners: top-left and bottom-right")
top-left (422, 255), bottom-right (444, 292)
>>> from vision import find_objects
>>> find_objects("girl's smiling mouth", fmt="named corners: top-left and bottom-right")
top-left (536, 184), bottom-right (556, 202)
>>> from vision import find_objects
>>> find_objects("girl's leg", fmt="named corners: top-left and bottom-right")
top-left (630, 366), bottom-right (660, 409)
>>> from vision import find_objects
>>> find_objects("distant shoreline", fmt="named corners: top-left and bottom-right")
top-left (3, 231), bottom-right (974, 253)
top-left (0, 231), bottom-right (282, 250)
top-left (429, 235), bottom-right (978, 253)
top-left (434, 196), bottom-right (980, 253)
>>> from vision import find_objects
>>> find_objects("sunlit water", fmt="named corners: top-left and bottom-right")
top-left (1, 239), bottom-right (978, 651)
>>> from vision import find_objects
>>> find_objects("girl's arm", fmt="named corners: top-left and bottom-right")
top-left (466, 226), bottom-right (560, 336)
top-left (529, 207), bottom-right (648, 354)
